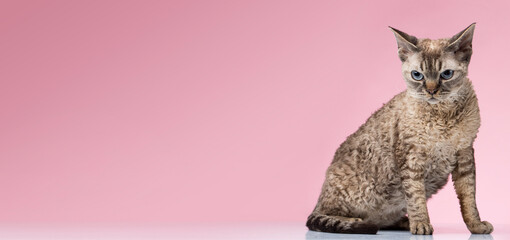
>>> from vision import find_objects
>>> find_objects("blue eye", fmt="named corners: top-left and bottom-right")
top-left (440, 69), bottom-right (454, 80)
top-left (411, 70), bottom-right (424, 80)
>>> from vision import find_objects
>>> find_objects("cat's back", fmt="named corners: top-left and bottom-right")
top-left (334, 91), bottom-right (406, 160)
top-left (332, 91), bottom-right (407, 165)
top-left (325, 92), bottom-right (408, 210)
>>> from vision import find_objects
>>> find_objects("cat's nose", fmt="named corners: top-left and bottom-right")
top-left (425, 80), bottom-right (440, 95)
top-left (426, 88), bottom-right (439, 95)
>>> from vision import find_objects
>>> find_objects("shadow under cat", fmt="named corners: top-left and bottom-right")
top-left (305, 230), bottom-right (494, 240)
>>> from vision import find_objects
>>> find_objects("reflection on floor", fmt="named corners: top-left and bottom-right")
top-left (306, 229), bottom-right (496, 240)
top-left (0, 222), bottom-right (506, 240)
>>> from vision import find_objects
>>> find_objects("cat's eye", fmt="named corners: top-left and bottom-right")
top-left (440, 69), bottom-right (454, 80)
top-left (411, 70), bottom-right (424, 81)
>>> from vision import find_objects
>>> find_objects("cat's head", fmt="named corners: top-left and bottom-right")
top-left (390, 23), bottom-right (475, 104)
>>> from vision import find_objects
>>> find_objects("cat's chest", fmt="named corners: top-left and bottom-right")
top-left (398, 113), bottom-right (479, 184)
top-left (419, 121), bottom-right (465, 188)
top-left (413, 114), bottom-right (478, 153)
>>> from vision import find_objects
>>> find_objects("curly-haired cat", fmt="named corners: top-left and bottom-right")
top-left (306, 23), bottom-right (493, 235)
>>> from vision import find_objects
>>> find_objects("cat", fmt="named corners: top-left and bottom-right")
top-left (306, 23), bottom-right (493, 235)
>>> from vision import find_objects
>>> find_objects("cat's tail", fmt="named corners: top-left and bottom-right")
top-left (306, 212), bottom-right (378, 234)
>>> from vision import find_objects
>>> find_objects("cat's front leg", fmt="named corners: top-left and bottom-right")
top-left (452, 147), bottom-right (493, 234)
top-left (400, 151), bottom-right (434, 235)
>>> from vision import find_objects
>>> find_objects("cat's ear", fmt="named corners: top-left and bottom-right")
top-left (446, 23), bottom-right (475, 63)
top-left (389, 26), bottom-right (419, 62)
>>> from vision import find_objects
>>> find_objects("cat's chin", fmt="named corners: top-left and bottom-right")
top-left (427, 98), bottom-right (440, 104)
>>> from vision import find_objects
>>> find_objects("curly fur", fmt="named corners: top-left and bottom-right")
top-left (307, 23), bottom-right (493, 235)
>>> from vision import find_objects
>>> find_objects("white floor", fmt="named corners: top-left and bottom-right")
top-left (0, 222), bottom-right (507, 240)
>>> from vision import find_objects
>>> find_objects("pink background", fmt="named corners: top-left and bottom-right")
top-left (1, 0), bottom-right (509, 228)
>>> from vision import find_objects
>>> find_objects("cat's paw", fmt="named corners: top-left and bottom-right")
top-left (410, 221), bottom-right (434, 235)
top-left (467, 221), bottom-right (493, 234)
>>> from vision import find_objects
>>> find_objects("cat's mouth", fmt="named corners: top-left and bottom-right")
top-left (427, 97), bottom-right (440, 104)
